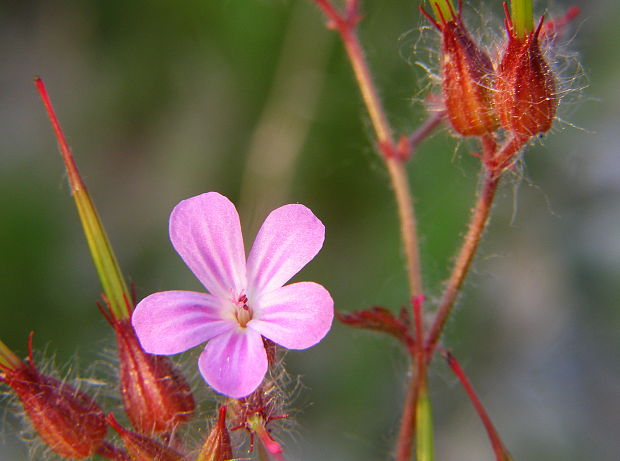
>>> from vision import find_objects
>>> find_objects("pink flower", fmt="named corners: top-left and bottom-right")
top-left (132, 192), bottom-right (333, 398)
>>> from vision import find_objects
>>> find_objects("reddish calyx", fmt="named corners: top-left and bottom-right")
top-left (0, 333), bottom-right (107, 459)
top-left (420, 3), bottom-right (498, 137)
top-left (98, 298), bottom-right (195, 435)
top-left (494, 4), bottom-right (558, 137)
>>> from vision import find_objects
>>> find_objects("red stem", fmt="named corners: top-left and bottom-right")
top-left (314, 0), bottom-right (423, 298)
top-left (443, 351), bottom-right (513, 461)
top-left (312, 3), bottom-right (448, 458)
top-left (395, 373), bottom-right (420, 461)
top-left (426, 133), bottom-right (529, 356)
top-left (426, 167), bottom-right (500, 356)
top-left (395, 296), bottom-right (427, 461)
top-left (409, 111), bottom-right (445, 153)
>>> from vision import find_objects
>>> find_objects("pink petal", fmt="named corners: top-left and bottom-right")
top-left (198, 328), bottom-right (267, 398)
top-left (132, 290), bottom-right (234, 355)
top-left (250, 282), bottom-right (333, 350)
top-left (246, 204), bottom-right (325, 295)
top-left (169, 192), bottom-right (247, 299)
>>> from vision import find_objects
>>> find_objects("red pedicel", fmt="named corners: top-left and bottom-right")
top-left (420, 3), bottom-right (498, 137)
top-left (0, 334), bottom-right (107, 459)
top-left (494, 4), bottom-right (557, 136)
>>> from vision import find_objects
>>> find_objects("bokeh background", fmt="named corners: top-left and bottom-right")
top-left (1, 0), bottom-right (618, 460)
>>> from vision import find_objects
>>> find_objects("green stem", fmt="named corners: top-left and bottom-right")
top-left (416, 377), bottom-right (434, 461)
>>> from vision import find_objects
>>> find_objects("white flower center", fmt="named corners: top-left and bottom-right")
top-left (234, 294), bottom-right (253, 328)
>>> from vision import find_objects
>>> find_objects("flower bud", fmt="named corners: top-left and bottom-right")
top-left (0, 338), bottom-right (106, 459)
top-left (113, 317), bottom-right (195, 434)
top-left (494, 10), bottom-right (557, 136)
top-left (196, 406), bottom-right (234, 461)
top-left (421, 5), bottom-right (498, 136)
top-left (106, 414), bottom-right (184, 461)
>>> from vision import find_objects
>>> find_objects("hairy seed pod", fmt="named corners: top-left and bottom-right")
top-left (1, 359), bottom-right (106, 459)
top-left (494, 14), bottom-right (557, 136)
top-left (114, 318), bottom-right (195, 434)
top-left (421, 5), bottom-right (498, 136)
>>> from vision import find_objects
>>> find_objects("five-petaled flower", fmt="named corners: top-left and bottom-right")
top-left (132, 192), bottom-right (333, 398)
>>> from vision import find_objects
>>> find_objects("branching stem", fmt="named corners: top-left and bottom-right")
top-left (426, 135), bottom-right (528, 356)
top-left (426, 168), bottom-right (499, 355)
top-left (313, 0), bottom-right (424, 297)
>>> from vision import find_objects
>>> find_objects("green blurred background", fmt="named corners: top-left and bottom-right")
top-left (1, 0), bottom-right (618, 460)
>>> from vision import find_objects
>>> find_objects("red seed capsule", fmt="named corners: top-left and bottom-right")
top-left (494, 10), bottom-right (558, 136)
top-left (113, 317), bottom-right (195, 434)
top-left (0, 338), bottom-right (106, 459)
top-left (421, 5), bottom-right (498, 137)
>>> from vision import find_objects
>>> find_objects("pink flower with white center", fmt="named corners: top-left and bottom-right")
top-left (131, 192), bottom-right (334, 398)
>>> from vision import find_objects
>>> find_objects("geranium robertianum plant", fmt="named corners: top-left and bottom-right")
top-left (0, 0), bottom-right (583, 460)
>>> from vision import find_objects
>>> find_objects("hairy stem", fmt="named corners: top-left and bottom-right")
top-left (386, 159), bottom-right (424, 296)
top-left (395, 370), bottom-right (420, 461)
top-left (409, 111), bottom-right (445, 153)
top-left (426, 168), bottom-right (500, 356)
top-left (313, 3), bottom-right (444, 459)
top-left (313, 0), bottom-right (423, 296)
top-left (444, 351), bottom-right (513, 461)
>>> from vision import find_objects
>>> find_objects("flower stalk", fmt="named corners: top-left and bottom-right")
top-left (313, 0), bottom-right (424, 298)
top-left (444, 351), bottom-right (513, 461)
top-left (426, 167), bottom-right (500, 356)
